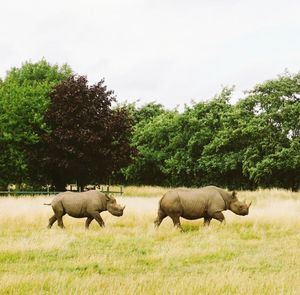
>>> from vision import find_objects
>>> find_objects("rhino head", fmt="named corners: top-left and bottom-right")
top-left (229, 192), bottom-right (252, 216)
top-left (106, 195), bottom-right (125, 216)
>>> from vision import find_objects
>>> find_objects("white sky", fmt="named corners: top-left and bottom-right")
top-left (1, 0), bottom-right (300, 110)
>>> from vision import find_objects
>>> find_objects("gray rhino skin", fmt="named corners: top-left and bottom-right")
top-left (44, 190), bottom-right (125, 229)
top-left (154, 186), bottom-right (251, 230)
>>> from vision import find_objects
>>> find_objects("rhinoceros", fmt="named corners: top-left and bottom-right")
top-left (154, 186), bottom-right (251, 230)
top-left (44, 190), bottom-right (125, 229)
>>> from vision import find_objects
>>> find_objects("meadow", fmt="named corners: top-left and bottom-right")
top-left (0, 188), bottom-right (300, 294)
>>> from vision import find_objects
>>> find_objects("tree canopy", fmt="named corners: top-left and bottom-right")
top-left (0, 60), bottom-right (72, 188)
top-left (1, 60), bottom-right (299, 191)
top-left (27, 75), bottom-right (134, 190)
top-left (125, 75), bottom-right (300, 190)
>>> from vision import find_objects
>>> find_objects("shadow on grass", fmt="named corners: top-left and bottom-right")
top-left (181, 223), bottom-right (203, 232)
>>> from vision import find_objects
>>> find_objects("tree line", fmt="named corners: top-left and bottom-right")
top-left (0, 60), bottom-right (299, 191)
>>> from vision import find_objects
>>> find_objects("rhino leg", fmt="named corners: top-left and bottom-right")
top-left (170, 215), bottom-right (183, 231)
top-left (51, 201), bottom-right (66, 228)
top-left (89, 212), bottom-right (105, 227)
top-left (203, 217), bottom-right (212, 226)
top-left (57, 215), bottom-right (65, 228)
top-left (47, 215), bottom-right (57, 229)
top-left (212, 212), bottom-right (225, 223)
top-left (85, 217), bottom-right (93, 229)
top-left (154, 209), bottom-right (167, 228)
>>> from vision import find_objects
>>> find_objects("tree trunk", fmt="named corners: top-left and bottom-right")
top-left (52, 176), bottom-right (66, 192)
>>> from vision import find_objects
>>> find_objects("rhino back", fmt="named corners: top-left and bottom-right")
top-left (204, 186), bottom-right (236, 205)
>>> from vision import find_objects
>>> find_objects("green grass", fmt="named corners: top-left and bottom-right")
top-left (0, 189), bottom-right (300, 294)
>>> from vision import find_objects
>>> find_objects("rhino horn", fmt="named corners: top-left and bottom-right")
top-left (247, 201), bottom-right (252, 208)
top-left (122, 205), bottom-right (126, 210)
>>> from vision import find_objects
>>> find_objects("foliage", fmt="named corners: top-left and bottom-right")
top-left (170, 87), bottom-right (235, 186)
top-left (28, 75), bottom-right (134, 190)
top-left (1, 59), bottom-right (300, 190)
top-left (130, 101), bottom-right (166, 125)
top-left (122, 102), bottom-right (169, 185)
top-left (237, 72), bottom-right (300, 189)
top-left (124, 110), bottom-right (179, 185)
top-left (0, 60), bottom-right (72, 187)
top-left (200, 73), bottom-right (300, 189)
top-left (125, 88), bottom-right (236, 186)
top-left (124, 74), bottom-right (300, 190)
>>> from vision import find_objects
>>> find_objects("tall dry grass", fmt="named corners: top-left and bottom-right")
top-left (0, 188), bottom-right (300, 294)
top-left (111, 185), bottom-right (169, 197)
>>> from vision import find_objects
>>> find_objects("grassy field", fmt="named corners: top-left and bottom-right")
top-left (1, 188), bottom-right (300, 294)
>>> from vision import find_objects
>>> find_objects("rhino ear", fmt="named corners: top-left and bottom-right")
top-left (232, 191), bottom-right (237, 199)
top-left (105, 194), bottom-right (111, 202)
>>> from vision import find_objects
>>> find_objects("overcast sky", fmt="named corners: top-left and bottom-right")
top-left (1, 0), bottom-right (300, 109)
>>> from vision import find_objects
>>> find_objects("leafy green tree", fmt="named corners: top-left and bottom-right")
top-left (201, 73), bottom-right (300, 190)
top-left (120, 76), bottom-right (300, 190)
top-left (238, 72), bottom-right (300, 189)
top-left (130, 102), bottom-right (166, 125)
top-left (168, 88), bottom-right (236, 187)
top-left (124, 110), bottom-right (178, 185)
top-left (0, 60), bottom-right (72, 187)
top-left (29, 75), bottom-right (134, 190)
top-left (198, 104), bottom-right (256, 189)
top-left (125, 89), bottom-right (235, 187)
top-left (121, 102), bottom-right (169, 185)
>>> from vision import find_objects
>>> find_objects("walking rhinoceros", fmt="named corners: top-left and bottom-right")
top-left (154, 186), bottom-right (251, 230)
top-left (44, 190), bottom-right (125, 229)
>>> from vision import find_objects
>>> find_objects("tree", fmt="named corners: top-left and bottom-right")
top-left (124, 110), bottom-right (179, 185)
top-left (130, 102), bottom-right (166, 125)
top-left (0, 60), bottom-right (72, 187)
top-left (121, 102), bottom-right (169, 185)
top-left (28, 75), bottom-right (134, 190)
top-left (198, 103), bottom-right (256, 189)
top-left (237, 72), bottom-right (300, 189)
top-left (201, 73), bottom-right (300, 190)
top-left (124, 89), bottom-right (235, 186)
top-left (117, 75), bottom-right (300, 189)
top-left (169, 88), bottom-right (237, 187)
